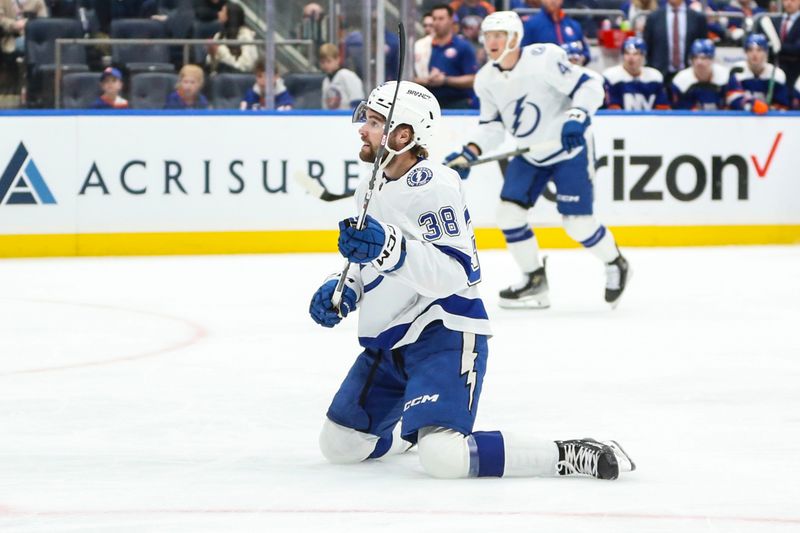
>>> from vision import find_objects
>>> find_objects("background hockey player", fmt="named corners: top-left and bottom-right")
top-left (444, 11), bottom-right (630, 309)
top-left (726, 33), bottom-right (789, 112)
top-left (603, 37), bottom-right (670, 111)
top-left (560, 40), bottom-right (588, 66)
top-left (309, 80), bottom-right (635, 481)
top-left (671, 39), bottom-right (734, 110)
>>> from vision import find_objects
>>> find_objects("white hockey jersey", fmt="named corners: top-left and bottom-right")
top-left (470, 43), bottom-right (605, 166)
top-left (342, 159), bottom-right (491, 350)
top-left (321, 68), bottom-right (365, 110)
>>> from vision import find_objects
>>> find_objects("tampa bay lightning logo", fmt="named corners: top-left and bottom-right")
top-left (503, 95), bottom-right (541, 138)
top-left (407, 166), bottom-right (433, 187)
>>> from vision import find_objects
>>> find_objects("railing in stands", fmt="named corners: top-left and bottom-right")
top-left (53, 37), bottom-right (314, 109)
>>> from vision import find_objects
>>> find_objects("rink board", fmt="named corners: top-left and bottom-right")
top-left (1, 110), bottom-right (798, 257)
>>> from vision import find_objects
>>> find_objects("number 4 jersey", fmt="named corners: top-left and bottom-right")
top-left (345, 159), bottom-right (491, 350)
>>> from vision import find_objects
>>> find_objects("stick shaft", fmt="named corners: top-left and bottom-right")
top-left (331, 22), bottom-right (406, 310)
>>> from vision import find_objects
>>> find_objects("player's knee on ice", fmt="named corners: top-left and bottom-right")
top-left (496, 201), bottom-right (528, 230)
top-left (319, 419), bottom-right (379, 464)
top-left (417, 426), bottom-right (470, 479)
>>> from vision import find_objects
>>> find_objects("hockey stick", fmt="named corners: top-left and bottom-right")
top-left (759, 15), bottom-right (782, 105)
top-left (447, 139), bottom-right (562, 169)
top-left (450, 146), bottom-right (531, 168)
top-left (293, 170), bottom-right (355, 202)
top-left (330, 22), bottom-right (406, 311)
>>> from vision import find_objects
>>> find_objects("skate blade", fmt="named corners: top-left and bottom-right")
top-left (608, 266), bottom-right (633, 310)
top-left (498, 294), bottom-right (550, 309)
top-left (603, 440), bottom-right (636, 473)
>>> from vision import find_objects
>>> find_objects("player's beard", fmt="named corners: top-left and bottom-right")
top-left (359, 136), bottom-right (398, 164)
top-left (359, 141), bottom-right (377, 163)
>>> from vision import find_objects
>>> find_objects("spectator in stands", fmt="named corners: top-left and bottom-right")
top-left (450, 0), bottom-right (494, 21)
top-left (602, 36), bottom-right (670, 110)
top-left (423, 11), bottom-right (434, 35)
top-left (0, 0), bottom-right (47, 55)
top-left (621, 0), bottom-right (657, 35)
top-left (779, 0), bottom-right (800, 90)
top-left (165, 64), bottom-right (209, 109)
top-left (240, 63), bottom-right (293, 111)
top-left (342, 24), bottom-right (400, 81)
top-left (295, 2), bottom-right (327, 50)
top-left (720, 0), bottom-right (764, 43)
top-left (727, 33), bottom-right (788, 111)
top-left (520, 0), bottom-right (591, 65)
top-left (643, 0), bottom-right (708, 85)
top-left (413, 3), bottom-right (478, 109)
top-left (563, 0), bottom-right (600, 39)
top-left (90, 66), bottom-right (129, 109)
top-left (206, 1), bottom-right (256, 73)
top-left (46, 0), bottom-right (77, 17)
top-left (318, 43), bottom-right (363, 110)
top-left (415, 12), bottom-right (434, 79)
top-left (94, 0), bottom-right (149, 34)
top-left (671, 38), bottom-right (733, 109)
top-left (460, 15), bottom-right (487, 66)
top-left (193, 0), bottom-right (225, 22)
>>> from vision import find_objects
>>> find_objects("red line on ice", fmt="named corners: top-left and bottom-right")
top-left (0, 298), bottom-right (208, 377)
top-left (0, 506), bottom-right (798, 525)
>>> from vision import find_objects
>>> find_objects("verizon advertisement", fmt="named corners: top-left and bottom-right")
top-left (1, 113), bottom-right (797, 238)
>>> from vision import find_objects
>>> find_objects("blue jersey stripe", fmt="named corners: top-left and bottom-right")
top-left (363, 275), bottom-right (384, 293)
top-left (358, 295), bottom-right (488, 349)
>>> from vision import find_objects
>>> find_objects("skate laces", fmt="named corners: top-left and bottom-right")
top-left (557, 442), bottom-right (599, 477)
top-left (605, 262), bottom-right (621, 291)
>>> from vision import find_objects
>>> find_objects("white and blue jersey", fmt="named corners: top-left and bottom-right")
top-left (726, 61), bottom-right (789, 110)
top-left (346, 159), bottom-right (490, 350)
top-left (671, 64), bottom-right (731, 110)
top-left (794, 78), bottom-right (800, 110)
top-left (470, 43), bottom-right (604, 167)
top-left (602, 65), bottom-right (670, 110)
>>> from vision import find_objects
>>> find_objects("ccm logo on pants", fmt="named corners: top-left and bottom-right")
top-left (404, 394), bottom-right (439, 411)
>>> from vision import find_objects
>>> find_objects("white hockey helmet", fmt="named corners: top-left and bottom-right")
top-left (352, 81), bottom-right (441, 167)
top-left (480, 11), bottom-right (524, 65)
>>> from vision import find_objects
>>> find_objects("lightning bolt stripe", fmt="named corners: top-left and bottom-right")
top-left (460, 332), bottom-right (478, 412)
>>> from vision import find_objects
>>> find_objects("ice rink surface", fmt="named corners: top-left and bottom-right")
top-left (1, 245), bottom-right (799, 533)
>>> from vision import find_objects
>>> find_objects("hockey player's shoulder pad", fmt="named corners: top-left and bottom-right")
top-left (711, 64), bottom-right (731, 85)
top-left (640, 66), bottom-right (664, 84)
top-left (671, 68), bottom-right (696, 92)
top-left (603, 65), bottom-right (629, 84)
top-left (768, 64), bottom-right (787, 84)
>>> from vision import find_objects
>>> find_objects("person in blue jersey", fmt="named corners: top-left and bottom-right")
top-left (602, 37), bottom-right (670, 110)
top-left (310, 80), bottom-right (636, 481)
top-left (520, 0), bottom-right (591, 65)
top-left (240, 63), bottom-right (294, 111)
top-left (413, 3), bottom-right (479, 109)
top-left (446, 11), bottom-right (631, 310)
top-left (90, 67), bottom-right (130, 110)
top-left (727, 33), bottom-right (789, 112)
top-left (794, 77), bottom-right (800, 108)
top-left (671, 39), bottom-right (733, 110)
top-left (450, 0), bottom-right (495, 21)
top-left (164, 65), bottom-right (210, 110)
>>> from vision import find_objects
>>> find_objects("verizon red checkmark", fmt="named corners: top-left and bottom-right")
top-left (750, 132), bottom-right (782, 179)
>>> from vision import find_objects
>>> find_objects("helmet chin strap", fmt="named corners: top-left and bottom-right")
top-left (378, 136), bottom-right (417, 171)
top-left (491, 34), bottom-right (519, 66)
